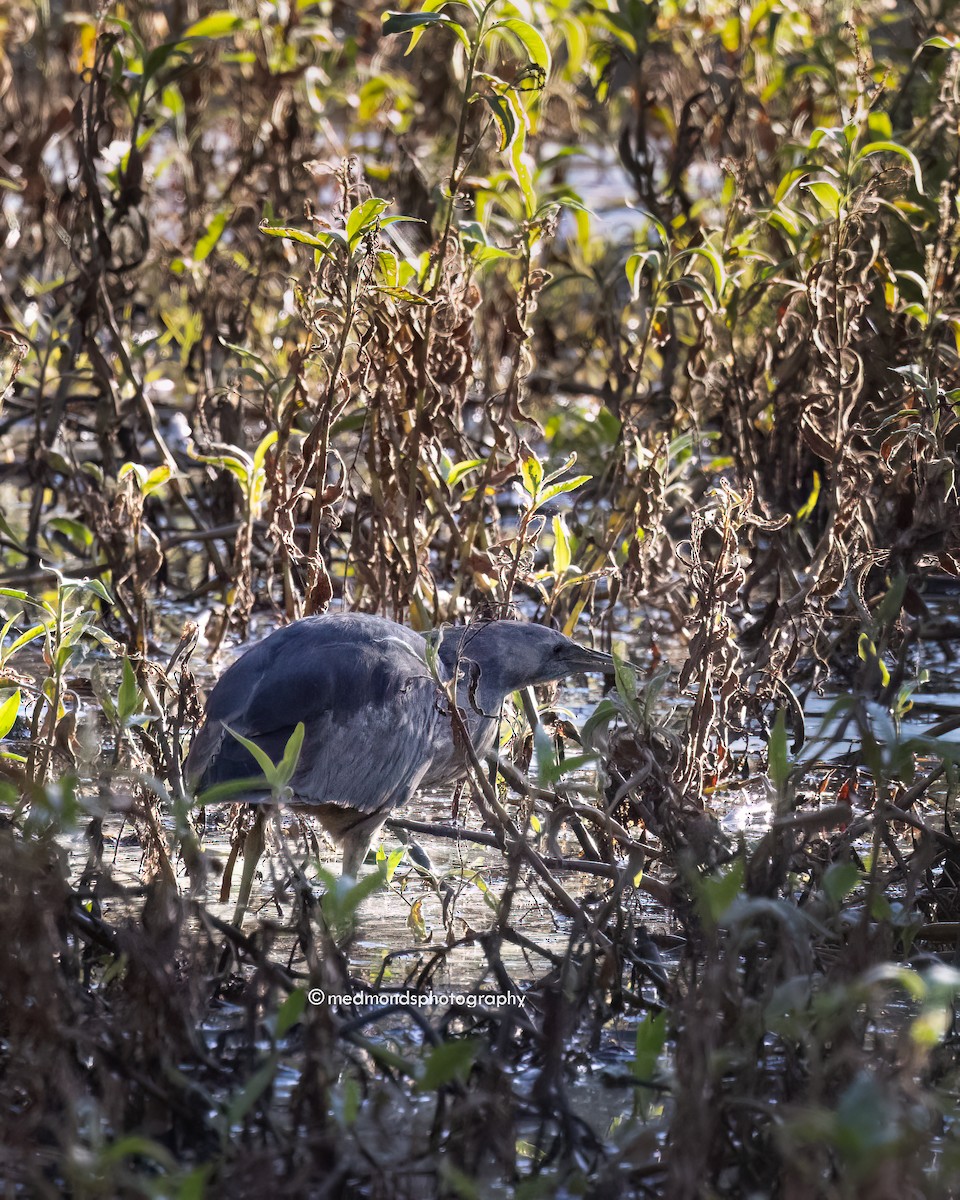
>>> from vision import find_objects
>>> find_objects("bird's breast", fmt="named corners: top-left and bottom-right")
top-left (419, 706), bottom-right (497, 789)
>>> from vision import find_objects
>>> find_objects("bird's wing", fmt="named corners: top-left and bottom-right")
top-left (289, 681), bottom-right (449, 817)
top-left (186, 620), bottom-right (450, 817)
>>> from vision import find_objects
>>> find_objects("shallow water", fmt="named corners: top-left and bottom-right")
top-left (63, 669), bottom-right (669, 989)
top-left (30, 576), bottom-right (960, 994)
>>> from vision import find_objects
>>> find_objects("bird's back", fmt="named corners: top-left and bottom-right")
top-left (186, 614), bottom-right (455, 818)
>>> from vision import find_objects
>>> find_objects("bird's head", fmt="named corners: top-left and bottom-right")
top-left (439, 620), bottom-right (613, 710)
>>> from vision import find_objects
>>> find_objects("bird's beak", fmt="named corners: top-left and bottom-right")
top-left (569, 645), bottom-right (617, 673)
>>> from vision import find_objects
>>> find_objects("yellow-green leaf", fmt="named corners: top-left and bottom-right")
top-left (258, 220), bottom-right (346, 250)
top-left (0, 689), bottom-right (21, 740)
top-left (376, 285), bottom-right (432, 304)
top-left (490, 17), bottom-right (551, 75)
top-left (194, 210), bottom-right (228, 262)
top-left (183, 12), bottom-right (244, 38)
top-left (552, 514), bottom-right (571, 577)
top-left (143, 465), bottom-right (173, 496)
top-left (773, 168), bottom-right (806, 206)
top-left (795, 470), bottom-right (820, 521)
top-left (447, 458), bottom-right (485, 487)
top-left (520, 456), bottom-right (543, 499)
top-left (482, 91), bottom-right (521, 153)
top-left (803, 180), bottom-right (842, 217)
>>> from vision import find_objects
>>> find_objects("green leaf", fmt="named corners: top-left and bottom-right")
top-left (117, 657), bottom-right (141, 724)
top-left (465, 242), bottom-right (518, 265)
top-left (379, 214), bottom-right (426, 230)
top-left (924, 34), bottom-right (960, 49)
top-left (633, 1010), bottom-right (667, 1081)
top-left (106, 15), bottom-right (144, 53)
top-left (119, 462), bottom-right (149, 488)
top-left (822, 862), bottom-right (860, 906)
top-left (767, 207), bottom-right (803, 238)
top-left (376, 249), bottom-right (399, 286)
top-left (194, 209), bottom-right (229, 262)
top-left (183, 12), bottom-right (245, 39)
top-left (80, 578), bottom-right (114, 605)
top-left (873, 573), bottom-right (907, 627)
top-left (460, 220), bottom-right (518, 263)
top-left (0, 511), bottom-right (27, 555)
top-left (0, 689), bottom-right (21, 740)
top-left (612, 646), bottom-right (640, 720)
top-left (808, 125), bottom-right (846, 151)
top-left (624, 249), bottom-right (662, 298)
top-left (383, 846), bottom-right (406, 883)
top-left (543, 454), bottom-right (579, 488)
top-left (697, 858), bottom-right (745, 926)
top-left (47, 517), bottom-right (94, 548)
top-left (191, 452), bottom-right (251, 486)
top-left (143, 465), bottom-right (173, 496)
top-left (381, 11), bottom-right (471, 54)
top-left (867, 111), bottom-right (893, 138)
top-left (720, 13), bottom-right (740, 51)
top-left (417, 1038), bottom-right (481, 1091)
top-left (227, 1056), bottom-right (278, 1125)
top-left (97, 1135), bottom-right (176, 1171)
top-left (194, 776), bottom-right (269, 806)
top-left (223, 725), bottom-right (279, 783)
top-left (539, 750), bottom-right (598, 786)
top-left (772, 168), bottom-right (807, 206)
top-left (142, 40), bottom-right (188, 81)
top-left (533, 722), bottom-right (556, 787)
top-left (677, 244), bottom-right (725, 297)
top-left (376, 285), bottom-right (432, 304)
top-left (767, 709), bottom-right (790, 795)
top-left (345, 197), bottom-right (389, 249)
top-left (802, 180), bottom-right (842, 217)
top-left (253, 431), bottom-right (278, 473)
top-left (668, 274), bottom-right (716, 310)
top-left (274, 988), bottom-right (307, 1037)
top-left (0, 612), bottom-right (18, 649)
top-left (5, 622), bottom-right (48, 655)
top-left (275, 722), bottom-right (305, 788)
top-left (537, 474), bottom-right (591, 507)
top-left (511, 141), bottom-right (536, 218)
top-left (320, 863), bottom-right (390, 928)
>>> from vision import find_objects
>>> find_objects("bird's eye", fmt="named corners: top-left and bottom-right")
top-left (553, 644), bottom-right (565, 655)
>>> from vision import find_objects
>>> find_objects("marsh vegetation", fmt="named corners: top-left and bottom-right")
top-left (2, 0), bottom-right (960, 1195)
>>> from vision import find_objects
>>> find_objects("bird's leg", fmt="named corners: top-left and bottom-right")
top-left (232, 805), bottom-right (268, 925)
top-left (340, 819), bottom-right (383, 880)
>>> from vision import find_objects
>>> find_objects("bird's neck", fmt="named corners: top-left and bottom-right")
top-left (453, 674), bottom-right (502, 755)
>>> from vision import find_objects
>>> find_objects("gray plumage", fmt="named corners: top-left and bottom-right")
top-left (186, 613), bottom-right (612, 877)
